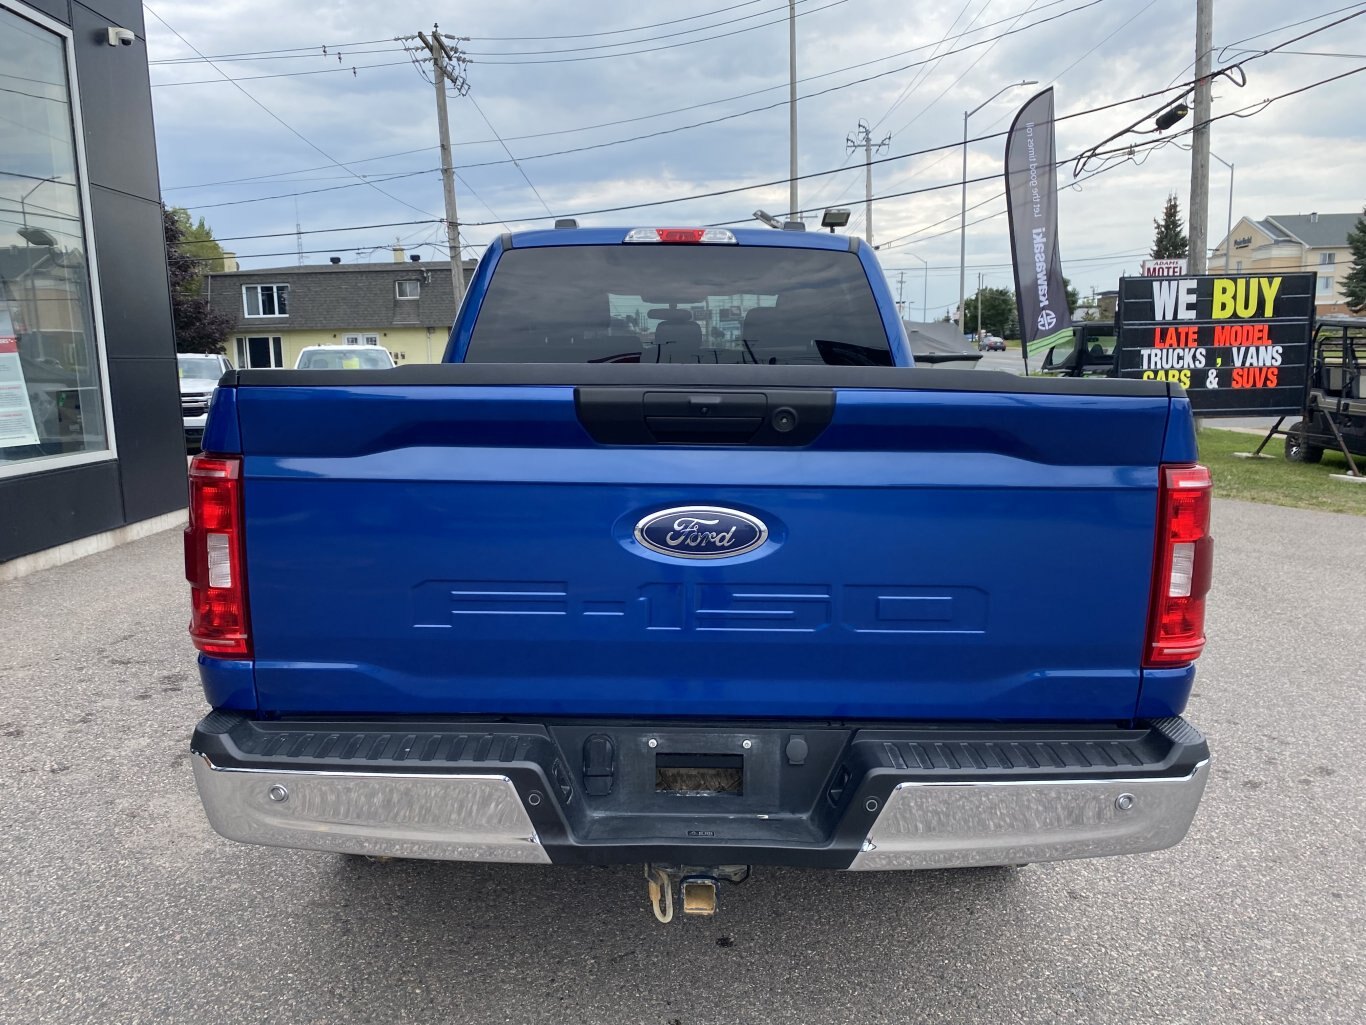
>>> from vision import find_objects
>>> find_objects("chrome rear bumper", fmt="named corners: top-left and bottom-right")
top-left (849, 760), bottom-right (1209, 870)
top-left (194, 752), bottom-right (1207, 869)
top-left (191, 715), bottom-right (1210, 869)
top-left (192, 755), bottom-right (550, 864)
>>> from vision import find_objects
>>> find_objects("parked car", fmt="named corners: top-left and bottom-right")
top-left (177, 352), bottom-right (233, 451)
top-left (186, 225), bottom-right (1211, 922)
top-left (294, 344), bottom-right (395, 370)
top-left (978, 334), bottom-right (1006, 351)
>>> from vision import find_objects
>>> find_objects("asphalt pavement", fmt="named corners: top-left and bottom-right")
top-left (1, 499), bottom-right (1363, 1025)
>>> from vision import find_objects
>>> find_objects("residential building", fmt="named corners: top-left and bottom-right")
top-left (1211, 212), bottom-right (1359, 315)
top-left (205, 252), bottom-right (478, 368)
top-left (2, 0), bottom-right (186, 570)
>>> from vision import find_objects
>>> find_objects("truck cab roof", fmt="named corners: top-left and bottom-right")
top-left (502, 225), bottom-right (860, 252)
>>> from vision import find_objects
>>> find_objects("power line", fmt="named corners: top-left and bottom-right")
top-left (807, 0), bottom-right (984, 215)
top-left (881, 65), bottom-right (1366, 252)
top-left (208, 243), bottom-right (473, 263)
top-left (884, 249), bottom-right (1148, 274)
top-left (187, 166), bottom-right (441, 210)
top-left (1166, 2), bottom-right (1364, 88)
top-left (461, 0), bottom-right (829, 57)
top-left (167, 219), bottom-right (440, 246)
top-left (170, 49), bottom-right (1231, 218)
top-left (1222, 48), bottom-right (1366, 59)
top-left (150, 58), bottom-right (412, 86)
top-left (464, 0), bottom-right (851, 64)
top-left (160, 0), bottom-right (1098, 192)
top-left (150, 45), bottom-right (405, 65)
top-left (151, 59), bottom-right (414, 87)
top-left (886, 0), bottom-right (1038, 141)
top-left (1214, 2), bottom-right (1366, 62)
top-left (873, 0), bottom-right (982, 131)
top-left (460, 66), bottom-right (1363, 227)
top-left (189, 66), bottom-right (1354, 271)
top-left (872, 0), bottom-right (1155, 216)
top-left (463, 0), bottom-right (772, 41)
top-left (163, 148), bottom-right (436, 191)
top-left (159, 0), bottom-right (1109, 207)
top-left (363, 1), bottom-right (1119, 172)
top-left (453, 171), bottom-right (514, 233)
top-left (143, 6), bottom-right (437, 222)
top-left (464, 93), bottom-right (555, 218)
top-left (148, 38), bottom-right (399, 62)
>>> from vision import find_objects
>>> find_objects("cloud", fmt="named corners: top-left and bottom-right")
top-left (147, 0), bottom-right (1366, 307)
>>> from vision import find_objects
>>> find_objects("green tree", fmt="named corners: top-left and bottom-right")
top-left (1062, 275), bottom-right (1080, 315)
top-left (164, 204), bottom-right (233, 354)
top-left (1342, 205), bottom-right (1366, 313)
top-left (1150, 193), bottom-right (1189, 259)
top-left (166, 206), bottom-right (228, 296)
top-left (962, 287), bottom-right (1016, 337)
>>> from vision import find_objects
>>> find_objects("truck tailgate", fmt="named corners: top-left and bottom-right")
top-left (227, 366), bottom-right (1178, 721)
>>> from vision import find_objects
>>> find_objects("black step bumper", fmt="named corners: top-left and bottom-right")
top-left (191, 713), bottom-right (1210, 870)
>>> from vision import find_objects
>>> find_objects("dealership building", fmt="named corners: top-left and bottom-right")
top-left (1, 0), bottom-right (184, 573)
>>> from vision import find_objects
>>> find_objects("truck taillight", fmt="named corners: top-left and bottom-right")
top-left (185, 454), bottom-right (250, 658)
top-left (1144, 464), bottom-right (1212, 667)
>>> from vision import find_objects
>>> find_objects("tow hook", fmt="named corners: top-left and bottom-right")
top-left (645, 865), bottom-right (674, 923)
top-left (643, 864), bottom-right (750, 923)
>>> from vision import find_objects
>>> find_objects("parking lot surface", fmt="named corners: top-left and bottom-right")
top-left (1, 498), bottom-right (1362, 1025)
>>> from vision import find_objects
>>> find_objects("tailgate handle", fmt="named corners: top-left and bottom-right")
top-left (576, 387), bottom-right (835, 446)
top-left (643, 391), bottom-right (766, 444)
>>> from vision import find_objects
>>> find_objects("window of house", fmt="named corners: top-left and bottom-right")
top-left (1319, 252), bottom-right (1336, 266)
top-left (0, 4), bottom-right (114, 478)
top-left (1318, 276), bottom-right (1334, 294)
top-left (343, 334), bottom-right (380, 345)
top-left (243, 283), bottom-right (289, 317)
top-left (396, 280), bottom-right (420, 299)
top-left (1235, 261), bottom-right (1243, 273)
top-left (234, 336), bottom-right (284, 368)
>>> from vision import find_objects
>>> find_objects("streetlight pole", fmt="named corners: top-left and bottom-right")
top-left (976, 272), bottom-right (983, 341)
top-left (1210, 151), bottom-right (1234, 272)
top-left (902, 253), bottom-right (928, 321)
top-left (958, 80), bottom-right (1036, 333)
top-left (17, 175), bottom-right (60, 234)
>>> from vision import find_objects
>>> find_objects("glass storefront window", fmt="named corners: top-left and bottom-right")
top-left (0, 5), bottom-right (112, 474)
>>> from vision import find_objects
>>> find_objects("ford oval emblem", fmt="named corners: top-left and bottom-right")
top-left (634, 506), bottom-right (768, 560)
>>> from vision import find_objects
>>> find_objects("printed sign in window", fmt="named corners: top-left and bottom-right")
top-left (0, 330), bottom-right (41, 449)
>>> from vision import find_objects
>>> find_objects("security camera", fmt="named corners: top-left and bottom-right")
top-left (107, 27), bottom-right (135, 46)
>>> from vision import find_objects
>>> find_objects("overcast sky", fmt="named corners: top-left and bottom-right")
top-left (145, 0), bottom-right (1366, 316)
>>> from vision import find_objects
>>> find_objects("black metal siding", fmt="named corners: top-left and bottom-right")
top-left (0, 0), bottom-right (184, 564)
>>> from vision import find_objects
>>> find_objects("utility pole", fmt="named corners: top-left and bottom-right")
top-left (1187, 0), bottom-right (1213, 275)
top-left (846, 120), bottom-right (890, 246)
top-left (404, 25), bottom-right (470, 306)
top-left (788, 0), bottom-right (798, 220)
top-left (906, 252), bottom-right (927, 322)
top-left (896, 270), bottom-right (906, 317)
top-left (976, 272), bottom-right (983, 341)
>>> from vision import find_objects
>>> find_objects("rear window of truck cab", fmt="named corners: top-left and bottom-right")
top-left (465, 245), bottom-right (892, 366)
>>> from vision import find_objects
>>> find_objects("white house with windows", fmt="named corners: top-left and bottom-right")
top-left (1211, 212), bottom-right (1359, 316)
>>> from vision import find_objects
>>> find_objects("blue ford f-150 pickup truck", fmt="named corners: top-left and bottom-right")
top-left (187, 225), bottom-right (1211, 920)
